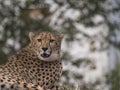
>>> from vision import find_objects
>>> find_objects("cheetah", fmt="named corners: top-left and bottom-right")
top-left (0, 31), bottom-right (64, 90)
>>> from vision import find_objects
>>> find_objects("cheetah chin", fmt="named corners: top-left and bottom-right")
top-left (41, 53), bottom-right (51, 58)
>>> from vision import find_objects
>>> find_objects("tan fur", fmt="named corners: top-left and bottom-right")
top-left (0, 32), bottom-right (63, 90)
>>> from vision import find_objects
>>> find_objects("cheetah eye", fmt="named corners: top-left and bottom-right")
top-left (38, 39), bottom-right (42, 42)
top-left (50, 39), bottom-right (55, 43)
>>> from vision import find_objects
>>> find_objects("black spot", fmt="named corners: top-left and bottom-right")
top-left (23, 61), bottom-right (26, 64)
top-left (46, 77), bottom-right (49, 80)
top-left (49, 63), bottom-right (52, 65)
top-left (52, 67), bottom-right (55, 69)
top-left (10, 85), bottom-right (14, 89)
top-left (7, 79), bottom-right (10, 82)
top-left (53, 72), bottom-right (55, 74)
top-left (38, 74), bottom-right (41, 76)
top-left (23, 83), bottom-right (27, 88)
top-left (32, 69), bottom-right (35, 72)
top-left (1, 84), bottom-right (5, 88)
top-left (26, 59), bottom-right (29, 61)
top-left (37, 69), bottom-right (40, 71)
top-left (31, 62), bottom-right (33, 64)
top-left (33, 66), bottom-right (36, 68)
top-left (2, 77), bottom-right (6, 79)
top-left (46, 83), bottom-right (49, 85)
top-left (37, 65), bottom-right (40, 67)
top-left (47, 73), bottom-right (49, 75)
top-left (30, 71), bottom-right (33, 73)
top-left (0, 79), bottom-right (3, 82)
top-left (42, 82), bottom-right (45, 85)
top-left (42, 72), bottom-right (45, 75)
top-left (35, 63), bottom-right (38, 65)
top-left (38, 78), bottom-right (41, 81)
top-left (41, 69), bottom-right (44, 71)
top-left (27, 63), bottom-right (30, 65)
top-left (50, 75), bottom-right (52, 77)
top-left (45, 66), bottom-right (48, 68)
top-left (41, 64), bottom-right (43, 66)
top-left (37, 60), bottom-right (40, 63)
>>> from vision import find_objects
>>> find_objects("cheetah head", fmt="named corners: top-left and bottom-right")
top-left (29, 31), bottom-right (64, 61)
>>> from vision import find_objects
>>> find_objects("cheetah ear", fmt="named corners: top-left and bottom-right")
top-left (29, 32), bottom-right (35, 41)
top-left (59, 34), bottom-right (64, 40)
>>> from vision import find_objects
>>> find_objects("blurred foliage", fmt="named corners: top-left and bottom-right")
top-left (107, 51), bottom-right (120, 90)
top-left (109, 61), bottom-right (120, 90)
top-left (0, 0), bottom-right (107, 60)
top-left (106, 0), bottom-right (120, 90)
top-left (0, 0), bottom-right (53, 63)
top-left (107, 0), bottom-right (120, 49)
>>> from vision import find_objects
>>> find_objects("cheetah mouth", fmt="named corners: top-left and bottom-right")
top-left (41, 53), bottom-right (50, 58)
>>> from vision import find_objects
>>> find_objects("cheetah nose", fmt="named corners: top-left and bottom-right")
top-left (42, 47), bottom-right (48, 51)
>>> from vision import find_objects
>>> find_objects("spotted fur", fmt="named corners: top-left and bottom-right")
top-left (0, 32), bottom-right (64, 90)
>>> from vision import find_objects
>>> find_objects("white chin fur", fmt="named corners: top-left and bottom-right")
top-left (38, 53), bottom-right (59, 61)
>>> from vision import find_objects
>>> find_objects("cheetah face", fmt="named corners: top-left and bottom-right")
top-left (29, 32), bottom-right (64, 61)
